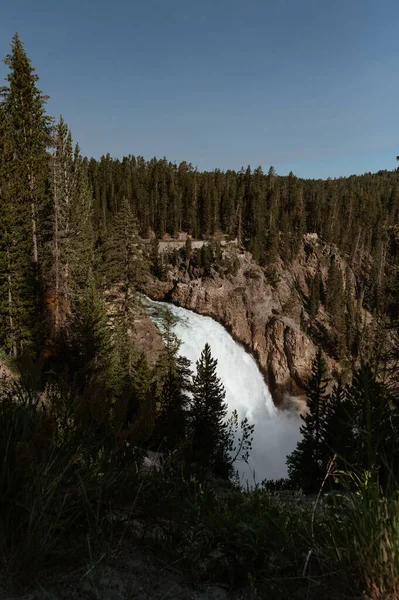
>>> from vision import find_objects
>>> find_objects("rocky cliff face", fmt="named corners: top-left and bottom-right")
top-left (143, 234), bottom-right (372, 406)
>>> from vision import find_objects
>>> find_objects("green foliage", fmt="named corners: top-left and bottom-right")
top-left (288, 360), bottom-right (399, 491)
top-left (103, 197), bottom-right (149, 329)
top-left (322, 376), bottom-right (354, 471)
top-left (0, 382), bottom-right (127, 578)
top-left (66, 273), bottom-right (113, 393)
top-left (226, 408), bottom-right (255, 467)
top-left (190, 343), bottom-right (231, 478)
top-left (48, 117), bottom-right (94, 335)
top-left (134, 472), bottom-right (320, 597)
top-left (199, 244), bottom-right (213, 272)
top-left (85, 154), bottom-right (399, 338)
top-left (149, 237), bottom-right (166, 279)
top-left (111, 327), bottom-right (152, 438)
top-left (0, 33), bottom-right (52, 356)
top-left (152, 358), bottom-right (191, 452)
top-left (152, 308), bottom-right (192, 452)
top-left (348, 365), bottom-right (397, 478)
top-left (287, 347), bottom-right (329, 490)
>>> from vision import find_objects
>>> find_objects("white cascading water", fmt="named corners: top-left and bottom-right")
top-left (145, 297), bottom-right (301, 484)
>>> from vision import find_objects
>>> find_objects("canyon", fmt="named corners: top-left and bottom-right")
top-left (141, 233), bottom-right (371, 407)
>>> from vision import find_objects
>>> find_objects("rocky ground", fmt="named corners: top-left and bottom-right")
top-left (1, 548), bottom-right (240, 600)
top-left (0, 493), bottom-right (361, 600)
top-left (0, 511), bottom-right (256, 600)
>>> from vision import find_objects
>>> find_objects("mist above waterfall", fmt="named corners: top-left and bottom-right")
top-left (146, 298), bottom-right (301, 484)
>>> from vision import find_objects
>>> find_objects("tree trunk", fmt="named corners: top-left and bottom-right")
top-left (7, 247), bottom-right (17, 357)
top-left (31, 200), bottom-right (38, 264)
top-left (53, 160), bottom-right (60, 330)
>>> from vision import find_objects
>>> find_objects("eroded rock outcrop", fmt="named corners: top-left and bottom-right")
top-left (142, 233), bottom-right (371, 405)
top-left (131, 314), bottom-right (164, 366)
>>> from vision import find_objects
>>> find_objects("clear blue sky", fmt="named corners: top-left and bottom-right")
top-left (1, 0), bottom-right (398, 179)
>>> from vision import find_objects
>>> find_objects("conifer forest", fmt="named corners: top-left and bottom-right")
top-left (1, 33), bottom-right (399, 600)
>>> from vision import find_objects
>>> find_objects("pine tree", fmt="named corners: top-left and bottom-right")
top-left (1, 32), bottom-right (52, 266)
top-left (66, 271), bottom-right (113, 393)
top-left (190, 343), bottom-right (231, 478)
top-left (322, 376), bottom-right (355, 473)
top-left (0, 100), bottom-right (34, 355)
top-left (111, 326), bottom-right (154, 448)
top-left (49, 117), bottom-right (74, 333)
top-left (0, 33), bottom-right (52, 355)
top-left (287, 347), bottom-right (329, 490)
top-left (152, 309), bottom-right (192, 451)
top-left (103, 197), bottom-right (149, 330)
top-left (348, 365), bottom-right (396, 477)
top-left (48, 119), bottom-right (94, 337)
top-left (157, 309), bottom-right (184, 367)
top-left (69, 149), bottom-right (94, 290)
top-left (153, 359), bottom-right (191, 452)
top-left (150, 237), bottom-right (164, 279)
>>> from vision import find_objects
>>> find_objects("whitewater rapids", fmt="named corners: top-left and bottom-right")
top-left (145, 297), bottom-right (301, 484)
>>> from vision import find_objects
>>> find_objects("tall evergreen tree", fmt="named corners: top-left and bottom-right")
top-left (152, 309), bottom-right (192, 451)
top-left (48, 118), bottom-right (94, 336)
top-left (111, 325), bottom-right (154, 448)
top-left (322, 376), bottom-right (355, 472)
top-left (49, 117), bottom-right (74, 333)
top-left (1, 32), bottom-right (52, 266)
top-left (69, 149), bottom-right (94, 290)
top-left (65, 271), bottom-right (113, 395)
top-left (190, 343), bottom-right (231, 478)
top-left (287, 347), bottom-right (329, 490)
top-left (0, 33), bottom-right (52, 355)
top-left (103, 197), bottom-right (148, 330)
top-left (348, 365), bottom-right (396, 477)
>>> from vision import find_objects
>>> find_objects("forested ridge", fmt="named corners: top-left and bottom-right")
top-left (1, 33), bottom-right (399, 600)
top-left (87, 151), bottom-right (399, 333)
top-left (1, 32), bottom-right (399, 356)
top-left (88, 152), bottom-right (399, 271)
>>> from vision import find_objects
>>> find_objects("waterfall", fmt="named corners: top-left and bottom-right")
top-left (144, 297), bottom-right (301, 484)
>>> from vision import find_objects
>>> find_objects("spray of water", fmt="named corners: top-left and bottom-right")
top-left (145, 297), bottom-right (301, 484)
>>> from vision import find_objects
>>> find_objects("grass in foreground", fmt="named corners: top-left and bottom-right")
top-left (1, 382), bottom-right (399, 599)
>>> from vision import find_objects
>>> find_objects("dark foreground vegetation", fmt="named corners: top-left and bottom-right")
top-left (1, 33), bottom-right (399, 599)
top-left (2, 372), bottom-right (399, 599)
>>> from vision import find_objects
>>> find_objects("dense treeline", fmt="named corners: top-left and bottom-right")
top-left (86, 133), bottom-right (399, 340)
top-left (87, 154), bottom-right (399, 270)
